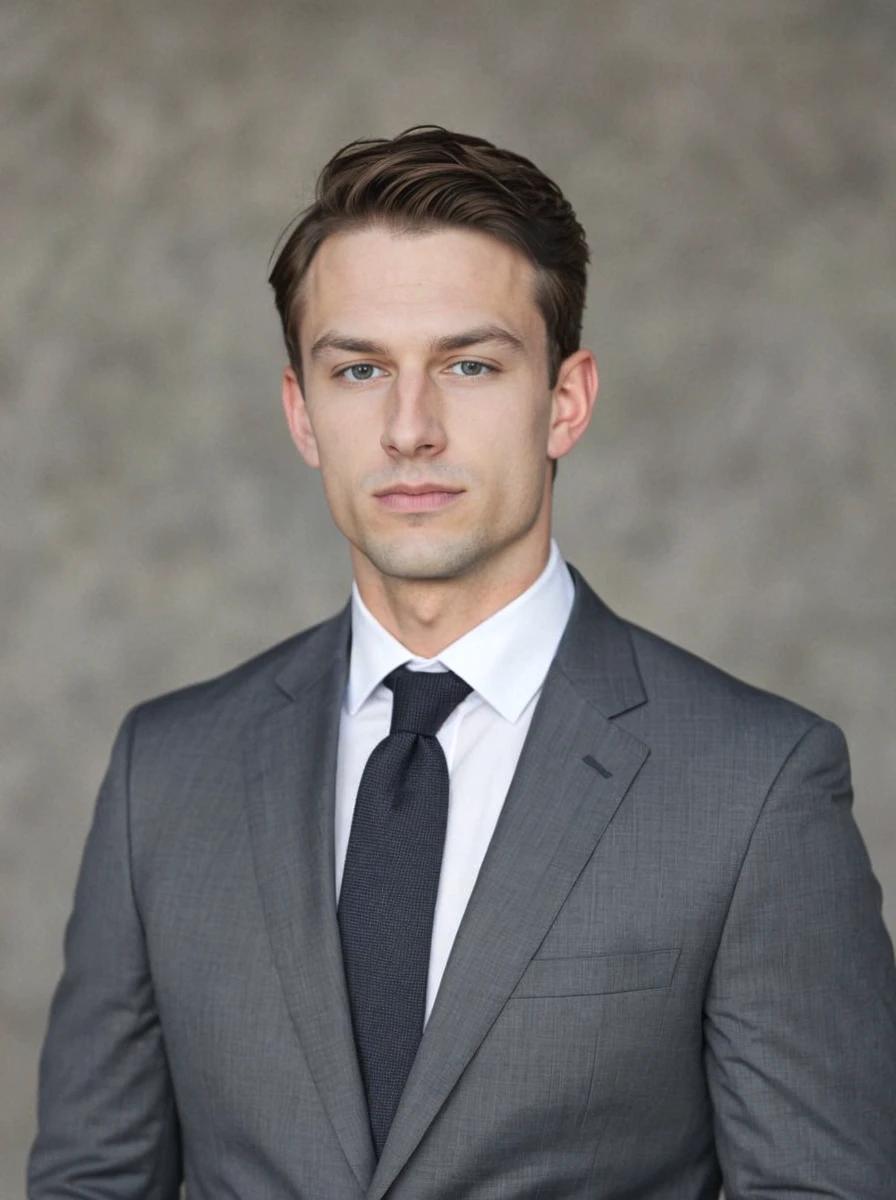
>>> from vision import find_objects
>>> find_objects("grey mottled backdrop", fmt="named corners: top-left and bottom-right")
top-left (3, 0), bottom-right (894, 1190)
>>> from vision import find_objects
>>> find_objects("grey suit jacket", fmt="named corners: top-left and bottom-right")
top-left (29, 564), bottom-right (896, 1198)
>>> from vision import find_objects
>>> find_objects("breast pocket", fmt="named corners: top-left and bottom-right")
top-left (510, 947), bottom-right (680, 999)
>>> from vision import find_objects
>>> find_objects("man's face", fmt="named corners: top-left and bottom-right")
top-left (283, 225), bottom-right (589, 586)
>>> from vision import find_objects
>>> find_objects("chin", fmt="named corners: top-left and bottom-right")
top-left (361, 531), bottom-right (491, 581)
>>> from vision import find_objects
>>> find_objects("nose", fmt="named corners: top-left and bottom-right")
top-left (380, 368), bottom-right (448, 461)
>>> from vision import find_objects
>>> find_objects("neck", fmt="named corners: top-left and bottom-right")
top-left (352, 534), bottom-right (553, 659)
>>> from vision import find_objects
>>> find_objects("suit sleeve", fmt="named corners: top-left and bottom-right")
top-left (28, 708), bottom-right (183, 1199)
top-left (703, 717), bottom-right (896, 1198)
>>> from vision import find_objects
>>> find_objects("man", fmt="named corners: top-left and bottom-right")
top-left (29, 126), bottom-right (896, 1198)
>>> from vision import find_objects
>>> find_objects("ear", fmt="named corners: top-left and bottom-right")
top-left (546, 348), bottom-right (598, 464)
top-left (281, 366), bottom-right (320, 469)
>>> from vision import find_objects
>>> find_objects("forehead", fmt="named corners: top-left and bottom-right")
top-left (299, 225), bottom-right (543, 350)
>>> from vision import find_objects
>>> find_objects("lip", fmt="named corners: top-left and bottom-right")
top-left (373, 484), bottom-right (465, 513)
top-left (373, 483), bottom-right (465, 497)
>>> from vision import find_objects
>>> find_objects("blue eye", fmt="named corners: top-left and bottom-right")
top-left (338, 363), bottom-right (385, 382)
top-left (449, 360), bottom-right (494, 377)
top-left (336, 360), bottom-right (493, 382)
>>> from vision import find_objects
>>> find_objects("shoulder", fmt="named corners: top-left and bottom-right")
top-left (629, 614), bottom-right (824, 723)
top-left (614, 610), bottom-right (845, 781)
top-left (565, 564), bottom-right (832, 750)
top-left (122, 605), bottom-right (348, 755)
top-left (602, 611), bottom-right (856, 862)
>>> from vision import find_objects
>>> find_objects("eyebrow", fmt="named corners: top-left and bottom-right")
top-left (309, 323), bottom-right (526, 361)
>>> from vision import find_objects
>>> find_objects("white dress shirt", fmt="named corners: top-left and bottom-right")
top-left (335, 538), bottom-right (575, 1026)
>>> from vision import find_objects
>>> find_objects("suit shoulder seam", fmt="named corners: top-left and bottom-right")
top-left (704, 716), bottom-right (827, 993)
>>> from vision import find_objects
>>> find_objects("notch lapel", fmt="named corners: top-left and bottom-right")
top-left (243, 603), bottom-right (377, 1195)
top-left (366, 566), bottom-right (650, 1200)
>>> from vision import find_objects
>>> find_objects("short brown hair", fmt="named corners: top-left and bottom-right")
top-left (268, 125), bottom-right (590, 392)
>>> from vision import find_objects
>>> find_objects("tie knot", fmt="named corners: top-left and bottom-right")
top-left (384, 665), bottom-right (473, 736)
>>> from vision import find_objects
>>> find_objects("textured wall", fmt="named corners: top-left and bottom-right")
top-left (4, 0), bottom-right (895, 1189)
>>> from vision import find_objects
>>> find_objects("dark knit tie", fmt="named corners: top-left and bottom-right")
top-left (337, 664), bottom-right (473, 1157)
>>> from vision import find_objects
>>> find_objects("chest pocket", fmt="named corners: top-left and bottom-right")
top-left (510, 947), bottom-right (679, 999)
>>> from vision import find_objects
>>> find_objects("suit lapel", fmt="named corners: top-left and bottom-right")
top-left (243, 603), bottom-right (377, 1195)
top-left (366, 565), bottom-right (651, 1200)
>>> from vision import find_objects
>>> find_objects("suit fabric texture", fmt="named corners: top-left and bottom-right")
top-left (29, 564), bottom-right (896, 1198)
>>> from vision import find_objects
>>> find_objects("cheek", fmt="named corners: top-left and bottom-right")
top-left (313, 425), bottom-right (366, 523)
top-left (462, 394), bottom-right (542, 462)
top-left (477, 415), bottom-right (547, 489)
top-left (314, 410), bottom-right (368, 478)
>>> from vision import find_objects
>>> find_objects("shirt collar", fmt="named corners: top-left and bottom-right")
top-left (346, 538), bottom-right (575, 723)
